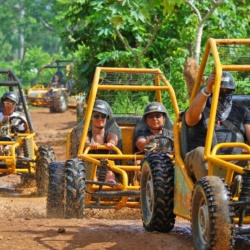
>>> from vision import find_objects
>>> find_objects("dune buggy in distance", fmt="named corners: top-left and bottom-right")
top-left (46, 67), bottom-right (179, 219)
top-left (27, 60), bottom-right (85, 113)
top-left (0, 69), bottom-right (55, 196)
top-left (140, 39), bottom-right (250, 249)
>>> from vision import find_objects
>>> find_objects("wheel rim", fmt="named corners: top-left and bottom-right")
top-left (145, 171), bottom-right (154, 218)
top-left (192, 177), bottom-right (234, 249)
top-left (141, 153), bottom-right (175, 232)
top-left (141, 162), bottom-right (155, 224)
top-left (59, 96), bottom-right (67, 109)
top-left (198, 199), bottom-right (209, 245)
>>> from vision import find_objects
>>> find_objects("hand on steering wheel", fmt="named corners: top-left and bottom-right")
top-left (9, 115), bottom-right (28, 133)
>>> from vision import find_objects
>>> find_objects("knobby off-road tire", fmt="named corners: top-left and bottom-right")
top-left (65, 158), bottom-right (85, 219)
top-left (51, 90), bottom-right (68, 113)
top-left (47, 162), bottom-right (65, 218)
top-left (49, 106), bottom-right (56, 112)
top-left (36, 146), bottom-right (56, 196)
top-left (140, 152), bottom-right (175, 232)
top-left (191, 176), bottom-right (235, 250)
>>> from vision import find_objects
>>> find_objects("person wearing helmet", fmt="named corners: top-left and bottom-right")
top-left (184, 71), bottom-right (250, 181)
top-left (85, 99), bottom-right (114, 150)
top-left (49, 75), bottom-right (60, 88)
top-left (0, 91), bottom-right (29, 133)
top-left (85, 99), bottom-right (121, 184)
top-left (134, 101), bottom-right (172, 152)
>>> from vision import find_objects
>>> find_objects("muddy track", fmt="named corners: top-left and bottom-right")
top-left (0, 108), bottom-right (248, 249)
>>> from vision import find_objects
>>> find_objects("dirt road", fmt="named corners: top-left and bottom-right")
top-left (0, 108), bottom-right (248, 250)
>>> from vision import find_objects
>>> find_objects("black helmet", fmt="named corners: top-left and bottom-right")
top-left (93, 99), bottom-right (111, 118)
top-left (1, 91), bottom-right (19, 104)
top-left (55, 70), bottom-right (63, 80)
top-left (221, 71), bottom-right (235, 90)
top-left (143, 102), bottom-right (167, 117)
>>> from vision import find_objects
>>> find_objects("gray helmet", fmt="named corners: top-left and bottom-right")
top-left (143, 102), bottom-right (167, 117)
top-left (221, 71), bottom-right (235, 90)
top-left (1, 91), bottom-right (19, 104)
top-left (93, 99), bottom-right (111, 118)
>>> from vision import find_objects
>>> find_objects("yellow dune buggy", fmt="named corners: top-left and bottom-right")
top-left (46, 67), bottom-right (179, 219)
top-left (140, 39), bottom-right (250, 249)
top-left (0, 69), bottom-right (55, 196)
top-left (27, 60), bottom-right (85, 114)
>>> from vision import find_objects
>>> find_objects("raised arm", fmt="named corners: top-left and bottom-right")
top-left (185, 71), bottom-right (215, 126)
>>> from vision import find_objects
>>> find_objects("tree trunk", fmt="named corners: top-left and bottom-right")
top-left (193, 23), bottom-right (203, 62)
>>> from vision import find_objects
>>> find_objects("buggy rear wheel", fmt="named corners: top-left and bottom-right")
top-left (46, 161), bottom-right (65, 218)
top-left (191, 176), bottom-right (235, 250)
top-left (65, 158), bottom-right (85, 219)
top-left (51, 90), bottom-right (68, 113)
top-left (140, 152), bottom-right (175, 232)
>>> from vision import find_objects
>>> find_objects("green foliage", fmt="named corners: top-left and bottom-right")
top-left (0, 0), bottom-right (75, 91)
top-left (22, 47), bottom-right (52, 86)
top-left (237, 81), bottom-right (250, 95)
top-left (54, 0), bottom-right (250, 113)
top-left (0, 0), bottom-right (249, 116)
top-left (97, 51), bottom-right (134, 66)
top-left (156, 0), bottom-right (185, 15)
top-left (69, 45), bottom-right (97, 96)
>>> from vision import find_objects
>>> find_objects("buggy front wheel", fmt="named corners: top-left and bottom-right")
top-left (191, 176), bottom-right (235, 249)
top-left (65, 158), bottom-right (86, 219)
top-left (140, 152), bottom-right (175, 232)
top-left (36, 146), bottom-right (56, 196)
top-left (46, 161), bottom-right (65, 218)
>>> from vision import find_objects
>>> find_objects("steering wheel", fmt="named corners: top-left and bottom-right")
top-left (144, 135), bottom-right (174, 153)
top-left (9, 115), bottom-right (27, 133)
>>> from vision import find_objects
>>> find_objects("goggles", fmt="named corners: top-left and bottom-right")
top-left (147, 113), bottom-right (163, 119)
top-left (92, 114), bottom-right (108, 119)
top-left (4, 101), bottom-right (16, 107)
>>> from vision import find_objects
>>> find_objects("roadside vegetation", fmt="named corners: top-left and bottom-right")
top-left (0, 0), bottom-right (249, 114)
